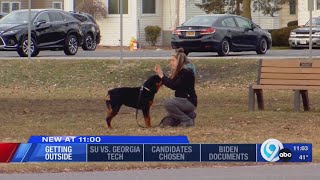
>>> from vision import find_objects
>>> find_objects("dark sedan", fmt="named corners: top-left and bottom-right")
top-left (0, 9), bottom-right (83, 57)
top-left (171, 14), bottom-right (272, 56)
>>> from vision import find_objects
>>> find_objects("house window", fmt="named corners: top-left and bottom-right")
top-left (142, 0), bottom-right (155, 14)
top-left (289, 0), bottom-right (296, 14)
top-left (108, 0), bottom-right (128, 14)
top-left (317, 0), bottom-right (320, 10)
top-left (1, 2), bottom-right (20, 13)
top-left (53, 2), bottom-right (63, 9)
top-left (202, 0), bottom-right (208, 4)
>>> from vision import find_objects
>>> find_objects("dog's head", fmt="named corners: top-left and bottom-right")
top-left (143, 75), bottom-right (162, 94)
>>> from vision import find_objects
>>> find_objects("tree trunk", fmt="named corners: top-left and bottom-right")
top-left (242, 0), bottom-right (252, 20)
top-left (235, 0), bottom-right (241, 15)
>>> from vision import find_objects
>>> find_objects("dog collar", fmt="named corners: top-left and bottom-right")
top-left (140, 86), bottom-right (151, 92)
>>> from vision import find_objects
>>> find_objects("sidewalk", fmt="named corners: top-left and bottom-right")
top-left (96, 45), bottom-right (173, 51)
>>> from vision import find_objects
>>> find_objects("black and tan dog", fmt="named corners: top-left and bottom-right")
top-left (105, 75), bottom-right (162, 129)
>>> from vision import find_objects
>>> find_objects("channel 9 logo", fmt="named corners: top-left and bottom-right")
top-left (260, 139), bottom-right (292, 162)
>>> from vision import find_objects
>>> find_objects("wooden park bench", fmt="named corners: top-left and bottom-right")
top-left (248, 59), bottom-right (320, 112)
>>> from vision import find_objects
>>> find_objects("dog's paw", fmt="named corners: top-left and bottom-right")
top-left (106, 95), bottom-right (111, 101)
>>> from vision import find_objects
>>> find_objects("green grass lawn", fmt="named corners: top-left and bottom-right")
top-left (0, 59), bottom-right (319, 173)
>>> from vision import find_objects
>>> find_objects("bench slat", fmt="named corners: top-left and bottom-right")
top-left (260, 79), bottom-right (320, 86)
top-left (262, 60), bottom-right (320, 67)
top-left (261, 73), bottom-right (320, 80)
top-left (252, 85), bottom-right (320, 90)
top-left (261, 67), bottom-right (320, 74)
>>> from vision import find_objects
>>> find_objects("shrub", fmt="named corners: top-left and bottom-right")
top-left (287, 20), bottom-right (298, 27)
top-left (145, 26), bottom-right (161, 46)
top-left (271, 26), bottom-right (299, 46)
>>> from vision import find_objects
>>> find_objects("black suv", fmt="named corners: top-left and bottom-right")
top-left (69, 12), bottom-right (100, 51)
top-left (0, 12), bottom-right (6, 19)
top-left (0, 9), bottom-right (83, 57)
top-left (171, 14), bottom-right (272, 56)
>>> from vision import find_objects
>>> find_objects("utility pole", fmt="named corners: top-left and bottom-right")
top-left (175, 0), bottom-right (180, 28)
top-left (120, 0), bottom-right (123, 65)
top-left (28, 0), bottom-right (31, 60)
top-left (308, 0), bottom-right (314, 61)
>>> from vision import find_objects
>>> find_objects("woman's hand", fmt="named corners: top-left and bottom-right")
top-left (154, 64), bottom-right (164, 78)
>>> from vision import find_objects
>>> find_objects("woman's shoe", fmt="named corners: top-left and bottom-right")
top-left (179, 120), bottom-right (194, 127)
top-left (188, 112), bottom-right (197, 120)
top-left (159, 116), bottom-right (180, 127)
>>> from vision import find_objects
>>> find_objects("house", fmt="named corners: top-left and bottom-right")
top-left (278, 0), bottom-right (298, 27)
top-left (0, 0), bottom-right (64, 12)
top-left (71, 0), bottom-right (298, 47)
top-left (298, 0), bottom-right (320, 25)
top-left (72, 0), bottom-right (186, 46)
top-left (0, 0), bottom-right (298, 46)
top-left (252, 0), bottom-right (297, 29)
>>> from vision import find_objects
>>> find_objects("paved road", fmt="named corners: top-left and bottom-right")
top-left (0, 164), bottom-right (319, 180)
top-left (1, 49), bottom-right (320, 59)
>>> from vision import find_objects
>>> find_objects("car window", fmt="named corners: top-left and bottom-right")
top-left (72, 14), bottom-right (87, 22)
top-left (305, 18), bottom-right (320, 26)
top-left (235, 17), bottom-right (251, 29)
top-left (49, 11), bottom-right (64, 22)
top-left (61, 12), bottom-right (76, 21)
top-left (87, 15), bottom-right (97, 24)
top-left (0, 11), bottom-right (37, 24)
top-left (183, 16), bottom-right (218, 26)
top-left (221, 17), bottom-right (237, 28)
top-left (35, 12), bottom-right (50, 23)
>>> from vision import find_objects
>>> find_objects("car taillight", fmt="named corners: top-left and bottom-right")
top-left (200, 28), bottom-right (216, 35)
top-left (173, 29), bottom-right (182, 35)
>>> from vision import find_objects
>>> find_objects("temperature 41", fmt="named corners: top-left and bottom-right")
top-left (299, 155), bottom-right (309, 160)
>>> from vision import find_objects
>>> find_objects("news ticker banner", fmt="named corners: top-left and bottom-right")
top-left (0, 136), bottom-right (312, 163)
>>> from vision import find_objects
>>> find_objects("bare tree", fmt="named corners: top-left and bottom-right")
top-left (196, 0), bottom-right (243, 15)
top-left (242, 0), bottom-right (252, 20)
top-left (76, 0), bottom-right (107, 20)
top-left (252, 0), bottom-right (289, 17)
top-left (196, 0), bottom-right (291, 20)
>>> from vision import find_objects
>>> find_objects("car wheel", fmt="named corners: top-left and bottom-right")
top-left (64, 34), bottom-right (78, 55)
top-left (217, 39), bottom-right (230, 56)
top-left (82, 34), bottom-right (97, 51)
top-left (256, 37), bottom-right (268, 54)
top-left (17, 37), bottom-right (39, 57)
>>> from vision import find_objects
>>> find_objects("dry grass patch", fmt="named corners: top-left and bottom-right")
top-left (0, 59), bottom-right (319, 173)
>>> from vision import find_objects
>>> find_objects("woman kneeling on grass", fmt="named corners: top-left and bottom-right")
top-left (154, 48), bottom-right (197, 127)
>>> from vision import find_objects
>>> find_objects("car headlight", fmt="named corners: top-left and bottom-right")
top-left (290, 32), bottom-right (296, 36)
top-left (2, 29), bottom-right (21, 35)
